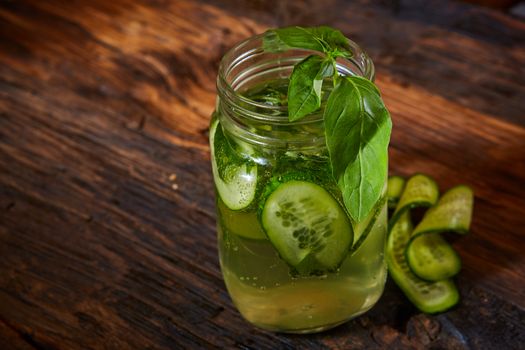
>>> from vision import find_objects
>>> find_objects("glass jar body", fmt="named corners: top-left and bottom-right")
top-left (210, 34), bottom-right (387, 333)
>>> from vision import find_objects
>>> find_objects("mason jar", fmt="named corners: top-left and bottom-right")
top-left (210, 33), bottom-right (387, 333)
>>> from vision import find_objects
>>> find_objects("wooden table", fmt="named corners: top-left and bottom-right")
top-left (1, 0), bottom-right (524, 348)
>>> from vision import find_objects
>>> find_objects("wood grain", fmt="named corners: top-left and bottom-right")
top-left (0, 0), bottom-right (524, 349)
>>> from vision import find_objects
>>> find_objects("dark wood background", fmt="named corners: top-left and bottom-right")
top-left (1, 0), bottom-right (524, 349)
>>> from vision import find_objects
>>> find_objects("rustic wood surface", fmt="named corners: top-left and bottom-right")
top-left (1, 0), bottom-right (524, 349)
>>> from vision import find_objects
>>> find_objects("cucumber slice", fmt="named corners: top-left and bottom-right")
top-left (210, 119), bottom-right (257, 210)
top-left (386, 212), bottom-right (459, 313)
top-left (387, 176), bottom-right (406, 209)
top-left (261, 180), bottom-right (353, 274)
top-left (411, 185), bottom-right (473, 235)
top-left (405, 234), bottom-right (461, 281)
top-left (351, 196), bottom-right (386, 252)
top-left (390, 174), bottom-right (439, 227)
top-left (217, 197), bottom-right (267, 240)
top-left (406, 185), bottom-right (474, 281)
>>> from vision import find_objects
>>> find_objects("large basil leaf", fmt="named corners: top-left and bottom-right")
top-left (264, 26), bottom-right (351, 57)
top-left (288, 55), bottom-right (334, 121)
top-left (324, 76), bottom-right (392, 222)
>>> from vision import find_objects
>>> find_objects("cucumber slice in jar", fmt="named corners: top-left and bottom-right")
top-left (386, 212), bottom-right (459, 313)
top-left (217, 197), bottom-right (267, 240)
top-left (261, 180), bottom-right (353, 275)
top-left (210, 118), bottom-right (258, 211)
top-left (351, 196), bottom-right (386, 252)
top-left (406, 185), bottom-right (474, 281)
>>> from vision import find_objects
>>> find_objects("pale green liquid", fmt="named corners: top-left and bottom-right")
top-left (218, 203), bottom-right (387, 333)
top-left (214, 78), bottom-right (388, 332)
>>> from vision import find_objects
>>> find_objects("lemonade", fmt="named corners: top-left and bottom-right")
top-left (210, 28), bottom-right (390, 333)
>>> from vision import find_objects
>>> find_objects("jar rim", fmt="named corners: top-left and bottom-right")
top-left (215, 31), bottom-right (375, 149)
top-left (218, 33), bottom-right (287, 115)
top-left (217, 31), bottom-right (375, 125)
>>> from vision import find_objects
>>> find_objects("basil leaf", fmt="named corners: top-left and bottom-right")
top-left (324, 76), bottom-right (392, 222)
top-left (264, 26), bottom-right (351, 57)
top-left (288, 55), bottom-right (333, 121)
top-left (312, 26), bottom-right (352, 56)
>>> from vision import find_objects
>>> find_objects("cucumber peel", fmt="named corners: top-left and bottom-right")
top-left (387, 176), bottom-right (406, 209)
top-left (387, 175), bottom-right (474, 314)
top-left (390, 174), bottom-right (440, 227)
top-left (386, 212), bottom-right (460, 313)
top-left (406, 186), bottom-right (474, 281)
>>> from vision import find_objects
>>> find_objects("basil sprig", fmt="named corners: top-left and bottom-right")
top-left (264, 26), bottom-right (392, 222)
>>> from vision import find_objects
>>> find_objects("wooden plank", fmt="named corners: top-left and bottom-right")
top-left (0, 0), bottom-right (524, 348)
top-left (0, 320), bottom-right (36, 350)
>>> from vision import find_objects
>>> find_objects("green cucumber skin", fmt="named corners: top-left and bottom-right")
top-left (410, 185), bottom-right (474, 235)
top-left (388, 264), bottom-right (460, 314)
top-left (390, 174), bottom-right (440, 229)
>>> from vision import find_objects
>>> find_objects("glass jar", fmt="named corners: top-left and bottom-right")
top-left (210, 33), bottom-right (387, 333)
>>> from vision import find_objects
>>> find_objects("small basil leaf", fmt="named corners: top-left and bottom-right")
top-left (288, 55), bottom-right (333, 121)
top-left (324, 76), bottom-right (392, 222)
top-left (264, 27), bottom-right (325, 52)
top-left (311, 26), bottom-right (351, 56)
top-left (264, 26), bottom-right (351, 56)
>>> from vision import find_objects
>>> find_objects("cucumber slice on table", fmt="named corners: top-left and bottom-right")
top-left (386, 211), bottom-right (459, 313)
top-left (210, 119), bottom-right (257, 210)
top-left (406, 185), bottom-right (474, 281)
top-left (387, 176), bottom-right (406, 209)
top-left (261, 180), bottom-right (353, 275)
top-left (390, 174), bottom-right (440, 227)
top-left (387, 174), bottom-right (474, 313)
